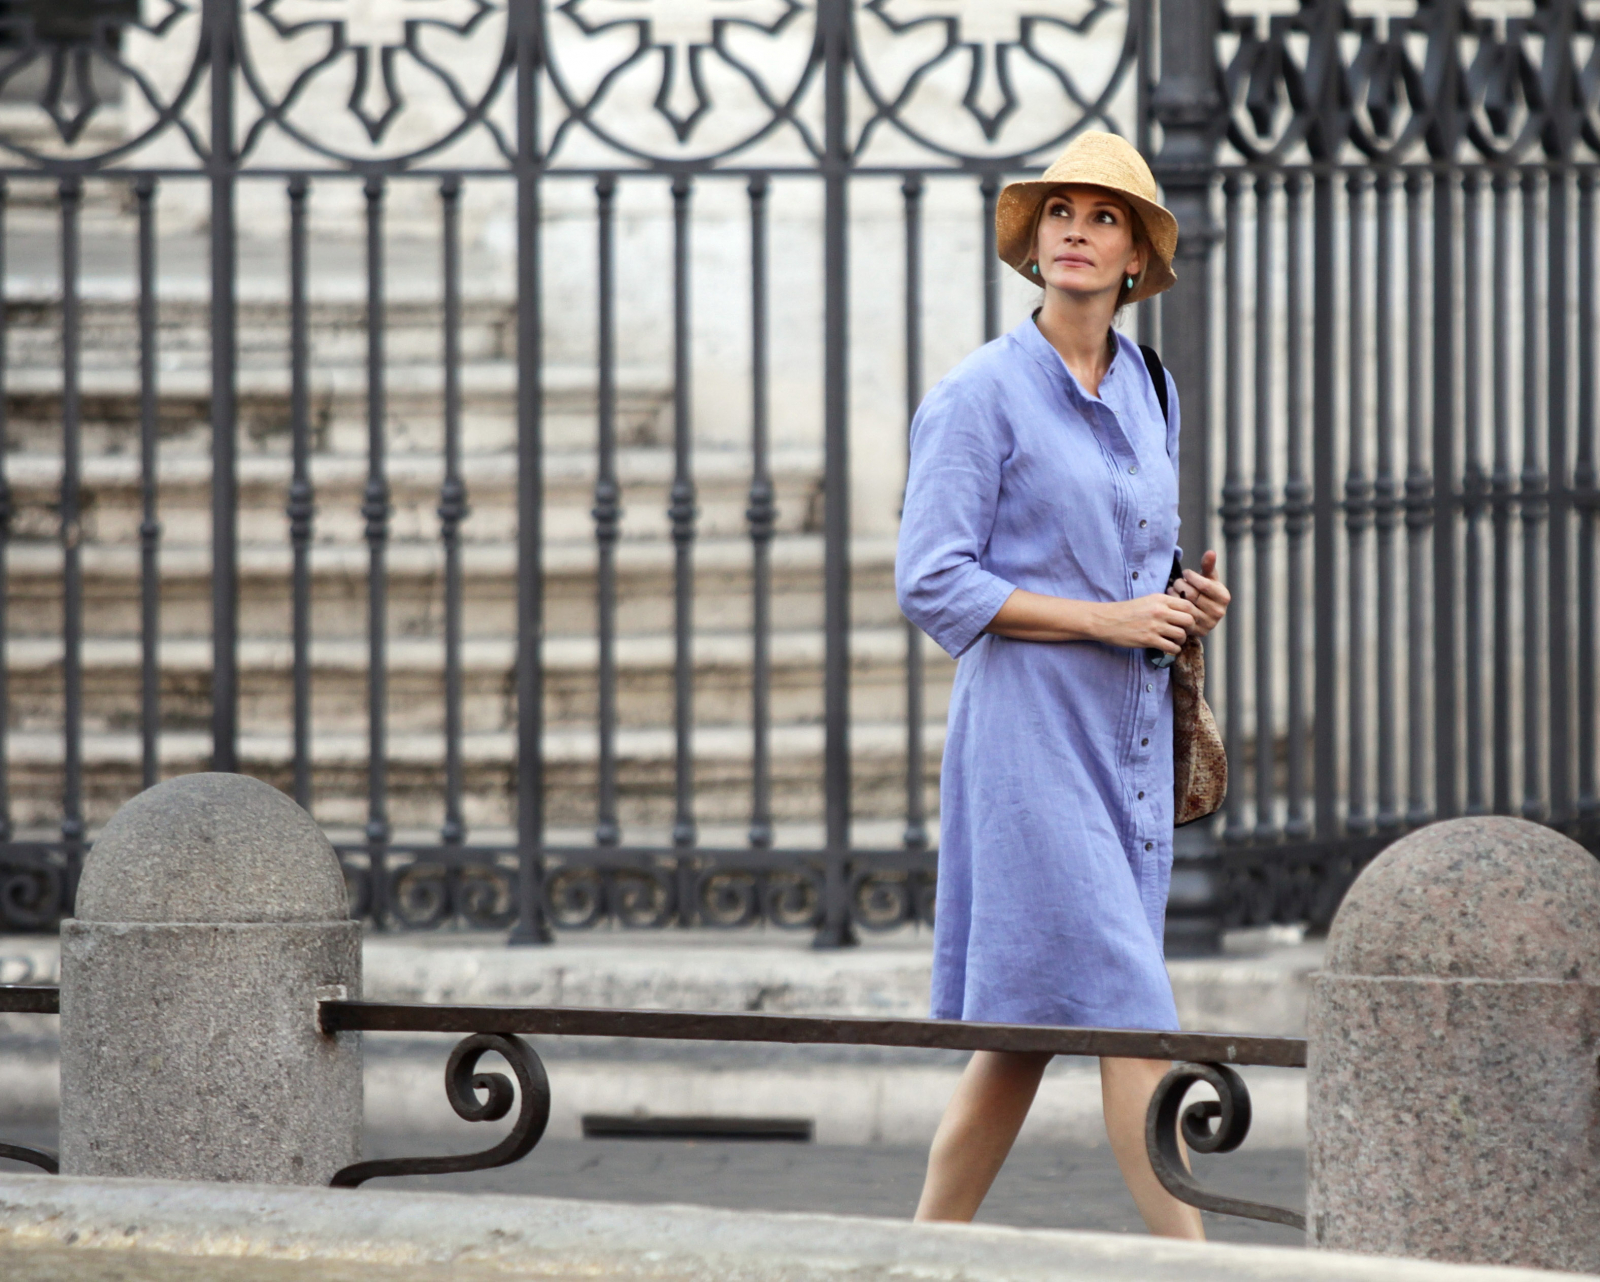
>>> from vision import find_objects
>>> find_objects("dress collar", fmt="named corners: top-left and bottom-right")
top-left (1012, 311), bottom-right (1132, 407)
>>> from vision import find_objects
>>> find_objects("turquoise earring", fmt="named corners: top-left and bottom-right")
top-left (1125, 275), bottom-right (1135, 291)
top-left (1031, 262), bottom-right (1040, 276)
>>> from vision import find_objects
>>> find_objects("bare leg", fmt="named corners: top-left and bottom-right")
top-left (913, 1050), bottom-right (1052, 1222)
top-left (1100, 1056), bottom-right (1205, 1239)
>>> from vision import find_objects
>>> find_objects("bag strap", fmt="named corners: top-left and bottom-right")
top-left (1138, 343), bottom-right (1169, 425)
top-left (1138, 343), bottom-right (1183, 586)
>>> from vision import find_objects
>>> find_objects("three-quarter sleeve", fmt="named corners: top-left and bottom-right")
top-left (895, 378), bottom-right (1018, 659)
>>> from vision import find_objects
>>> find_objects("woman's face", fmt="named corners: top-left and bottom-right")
top-left (1032, 184), bottom-right (1144, 298)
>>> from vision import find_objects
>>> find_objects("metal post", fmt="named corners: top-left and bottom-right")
top-left (1152, 0), bottom-right (1222, 955)
top-left (205, 0), bottom-right (238, 775)
top-left (510, 0), bottom-right (552, 944)
top-left (813, 0), bottom-right (856, 949)
top-left (1151, 0), bottom-right (1219, 561)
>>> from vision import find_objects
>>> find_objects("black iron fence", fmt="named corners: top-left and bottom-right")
top-left (0, 1), bottom-right (1596, 946)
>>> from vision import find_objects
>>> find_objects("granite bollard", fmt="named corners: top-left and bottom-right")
top-left (1307, 815), bottom-right (1600, 1271)
top-left (59, 773), bottom-right (361, 1183)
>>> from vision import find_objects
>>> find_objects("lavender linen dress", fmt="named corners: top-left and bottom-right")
top-left (896, 317), bottom-right (1182, 1031)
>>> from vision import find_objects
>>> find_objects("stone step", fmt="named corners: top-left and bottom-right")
top-left (3, 362), bottom-right (680, 457)
top-left (2, 536), bottom-right (905, 639)
top-left (0, 720), bottom-right (943, 830)
top-left (3, 629), bottom-right (953, 735)
top-left (3, 447), bottom-right (824, 548)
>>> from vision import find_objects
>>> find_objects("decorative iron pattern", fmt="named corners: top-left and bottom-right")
top-left (1144, 1060), bottom-right (1305, 1230)
top-left (329, 1032), bottom-right (551, 1187)
top-left (1219, 0), bottom-right (1600, 164)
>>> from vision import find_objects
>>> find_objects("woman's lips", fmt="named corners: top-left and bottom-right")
top-left (1056, 254), bottom-right (1093, 268)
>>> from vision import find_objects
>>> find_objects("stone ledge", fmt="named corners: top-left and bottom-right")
top-left (0, 1174), bottom-right (1578, 1282)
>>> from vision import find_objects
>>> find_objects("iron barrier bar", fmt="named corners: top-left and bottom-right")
top-left (314, 998), bottom-right (1307, 1067)
top-left (0, 983), bottom-right (1303, 1227)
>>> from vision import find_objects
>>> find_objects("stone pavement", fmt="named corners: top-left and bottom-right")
top-left (0, 1122), bottom-right (1304, 1249)
top-left (0, 1173), bottom-right (1576, 1282)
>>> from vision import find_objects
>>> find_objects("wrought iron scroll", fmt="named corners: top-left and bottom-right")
top-left (329, 1033), bottom-right (551, 1187)
top-left (1144, 1060), bottom-right (1305, 1232)
top-left (0, 983), bottom-right (60, 1174)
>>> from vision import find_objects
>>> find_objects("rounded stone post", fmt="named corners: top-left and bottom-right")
top-left (1307, 816), bottom-right (1600, 1271)
top-left (60, 773), bottom-right (361, 1183)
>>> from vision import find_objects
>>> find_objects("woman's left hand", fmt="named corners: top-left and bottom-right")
top-left (1168, 549), bottom-right (1230, 639)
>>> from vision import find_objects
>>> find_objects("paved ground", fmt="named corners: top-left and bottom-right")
top-left (0, 1125), bottom-right (1305, 1249)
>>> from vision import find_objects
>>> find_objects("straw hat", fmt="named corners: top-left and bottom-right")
top-left (996, 130), bottom-right (1177, 304)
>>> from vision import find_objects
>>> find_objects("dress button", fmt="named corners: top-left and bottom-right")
top-left (1132, 571), bottom-right (1139, 580)
top-left (1128, 465), bottom-right (1139, 475)
top-left (1146, 683), bottom-right (1153, 692)
top-left (1137, 790), bottom-right (1145, 800)
top-left (1144, 842), bottom-right (1153, 852)
top-left (1140, 737), bottom-right (1149, 746)
top-left (1138, 519), bottom-right (1147, 528)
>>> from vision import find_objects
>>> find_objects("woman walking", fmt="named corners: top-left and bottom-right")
top-left (896, 131), bottom-right (1231, 1236)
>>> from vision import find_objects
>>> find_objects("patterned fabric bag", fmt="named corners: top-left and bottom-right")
top-left (1171, 635), bottom-right (1227, 825)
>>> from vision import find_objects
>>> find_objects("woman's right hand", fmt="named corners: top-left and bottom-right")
top-left (1090, 594), bottom-right (1198, 654)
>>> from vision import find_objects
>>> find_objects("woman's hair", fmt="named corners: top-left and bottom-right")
top-left (1030, 185), bottom-right (1153, 312)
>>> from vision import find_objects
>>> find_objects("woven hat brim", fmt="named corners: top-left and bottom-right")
top-left (996, 181), bottom-right (1178, 304)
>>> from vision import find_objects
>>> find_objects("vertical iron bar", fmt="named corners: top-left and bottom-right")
top-left (1404, 169), bottom-right (1431, 827)
top-left (136, 177), bottom-right (160, 792)
top-left (59, 178), bottom-right (84, 871)
top-left (363, 177), bottom-right (392, 923)
top-left (902, 173), bottom-right (927, 851)
top-left (747, 174), bottom-right (774, 850)
top-left (1283, 171), bottom-right (1310, 839)
top-left (981, 173), bottom-right (1000, 343)
top-left (287, 177), bottom-right (313, 812)
top-left (593, 175), bottom-right (620, 849)
top-left (1522, 167), bottom-right (1548, 821)
top-left (440, 176), bottom-right (468, 851)
top-left (208, 0), bottom-right (239, 774)
top-left (1313, 169), bottom-right (1338, 836)
top-left (1491, 168), bottom-right (1516, 815)
top-left (1344, 172), bottom-right (1372, 835)
top-left (1373, 168), bottom-right (1401, 829)
top-left (1461, 170), bottom-right (1488, 815)
top-left (1220, 174), bottom-right (1247, 844)
top-left (1548, 164), bottom-right (1572, 822)
top-left (815, 0), bottom-right (856, 948)
top-left (1577, 167), bottom-right (1598, 818)
top-left (1432, 165), bottom-right (1459, 819)
top-left (510, 0), bottom-right (552, 944)
top-left (1153, 0), bottom-right (1223, 955)
top-left (669, 174), bottom-right (697, 874)
top-left (0, 180), bottom-right (11, 848)
top-left (1252, 172), bottom-right (1276, 840)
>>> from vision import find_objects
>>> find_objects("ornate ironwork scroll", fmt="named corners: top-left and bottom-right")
top-left (329, 1032), bottom-right (551, 1187)
top-left (1144, 1060), bottom-right (1305, 1231)
top-left (0, 983), bottom-right (59, 1174)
